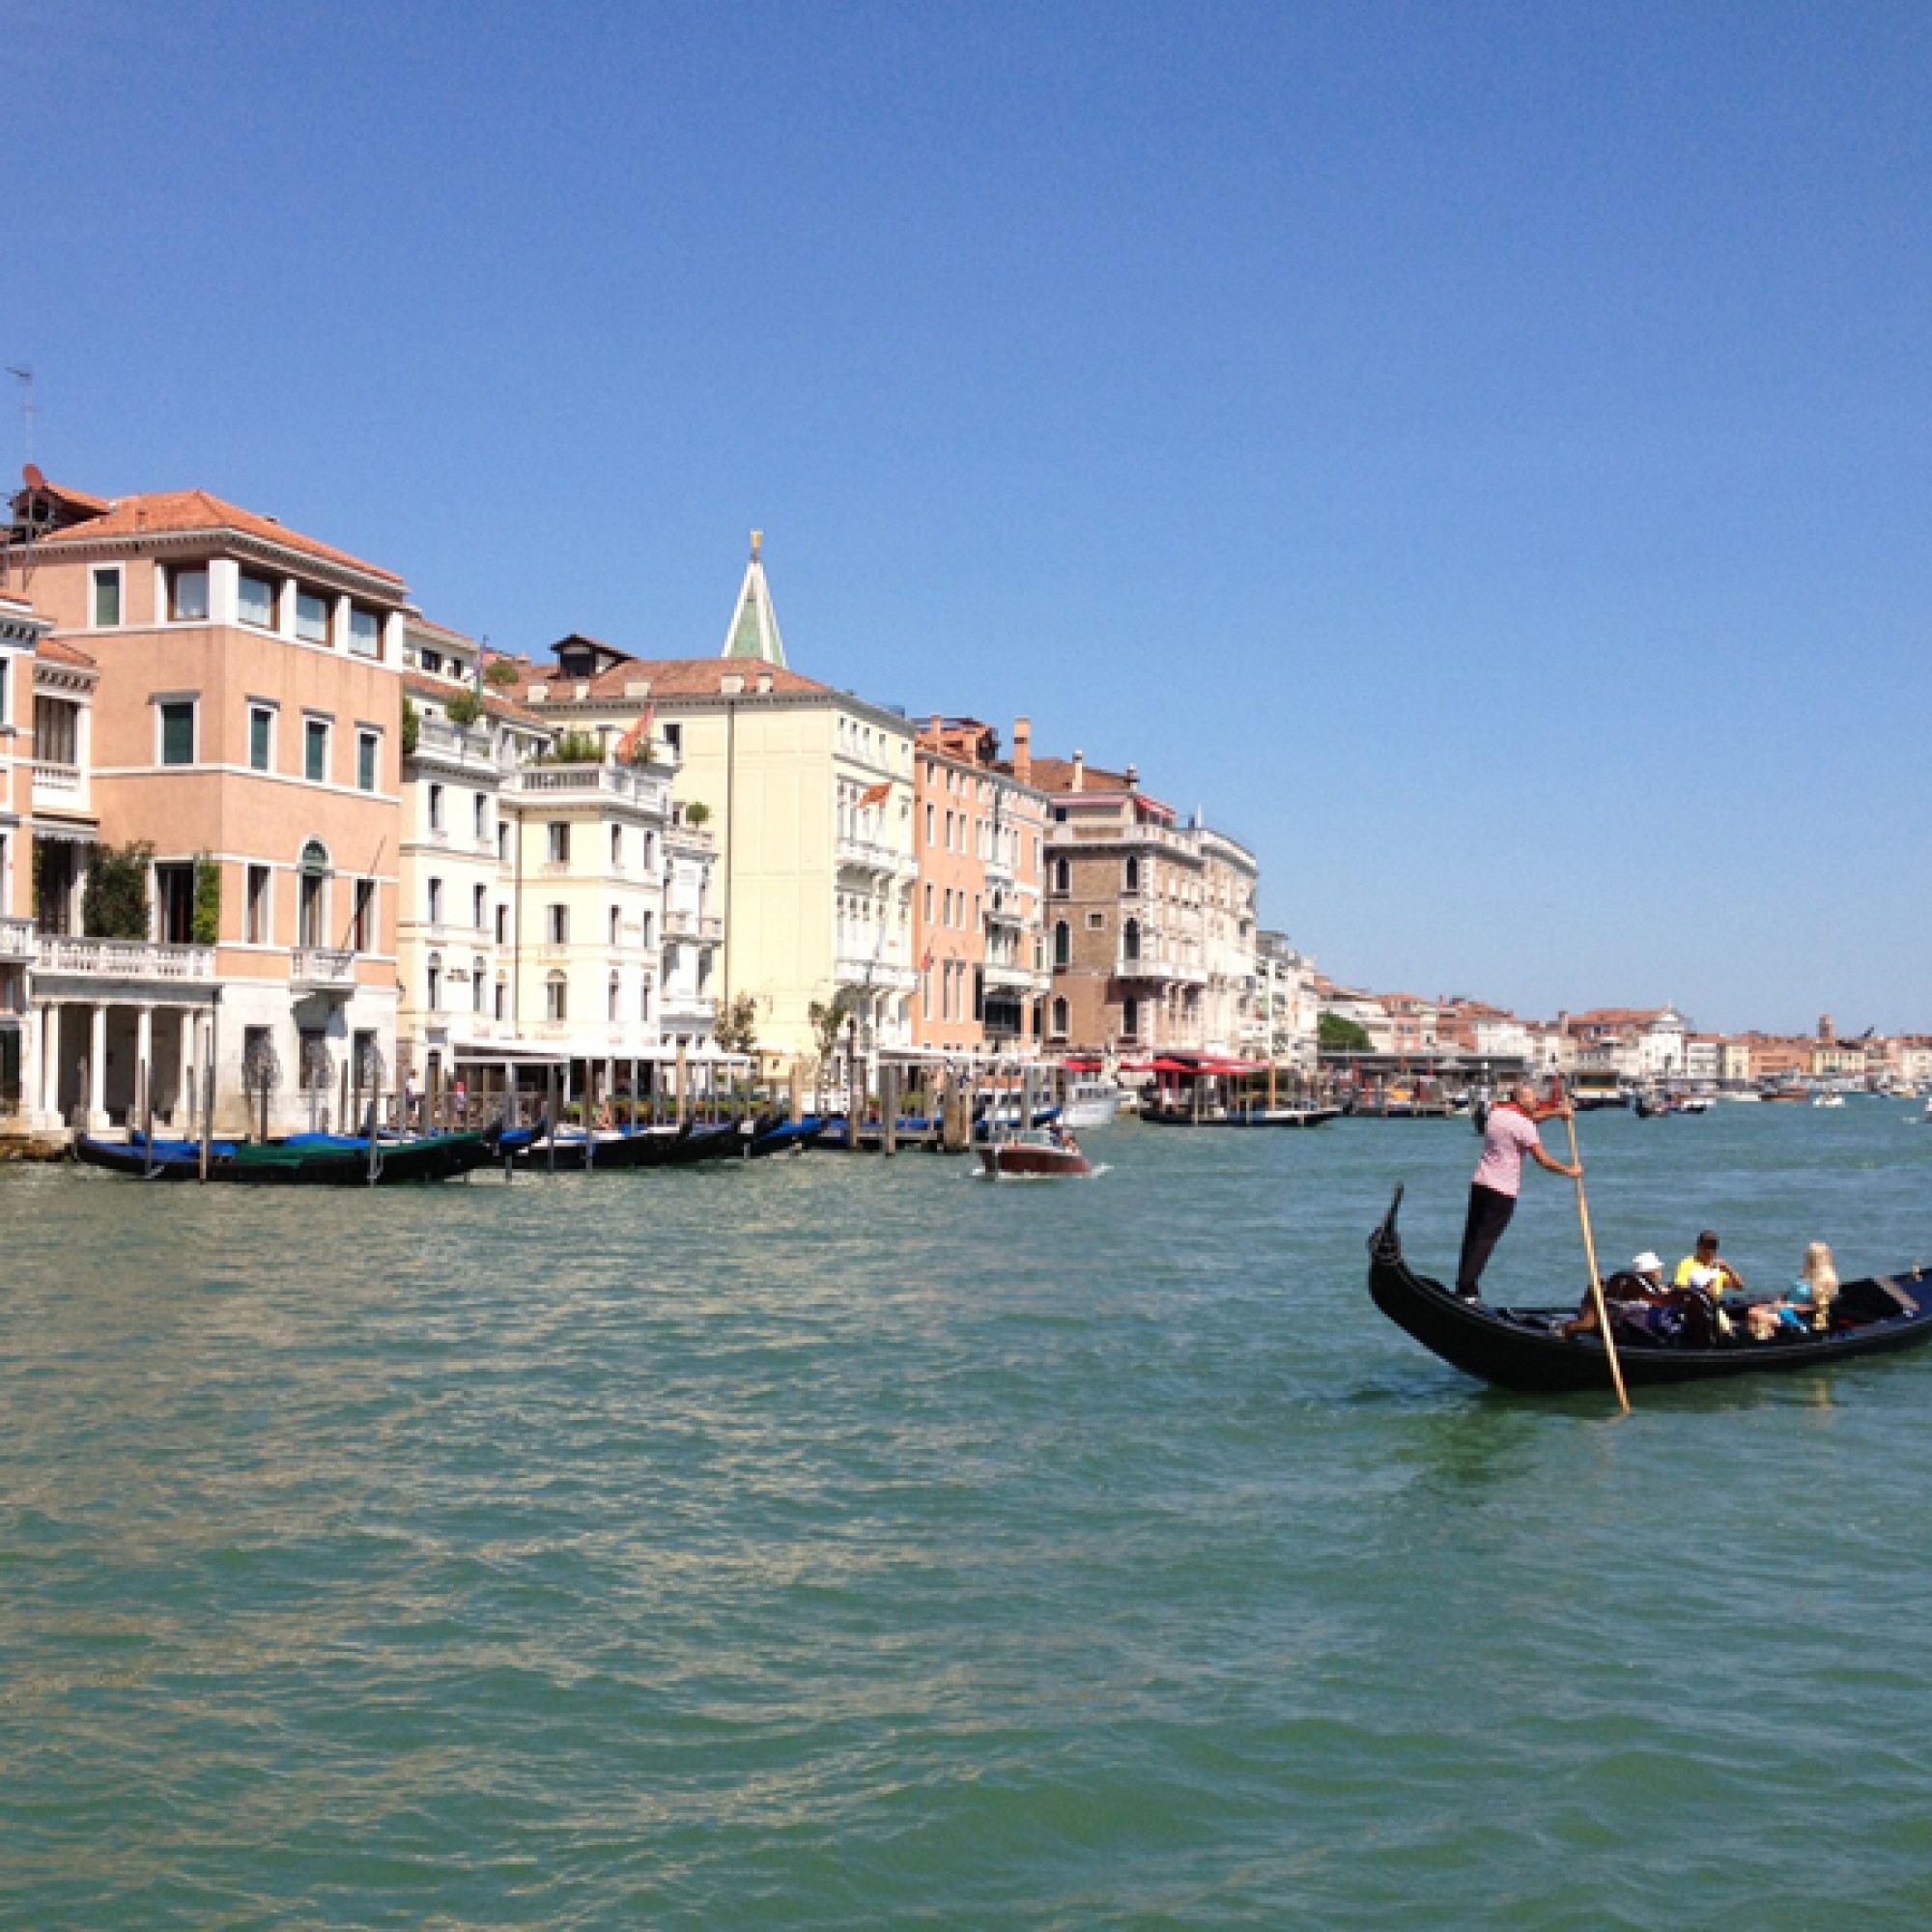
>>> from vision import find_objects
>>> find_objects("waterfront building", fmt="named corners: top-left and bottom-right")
top-left (495, 537), bottom-right (914, 1066)
top-left (5, 470), bottom-right (406, 1134)
top-left (0, 587), bottom-right (62, 1127)
top-left (1254, 930), bottom-right (1320, 1066)
top-left (1562, 1006), bottom-right (1689, 1083)
top-left (912, 717), bottom-right (1050, 1061)
top-left (1316, 980), bottom-right (1395, 1053)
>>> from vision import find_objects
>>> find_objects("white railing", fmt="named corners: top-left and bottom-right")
top-left (33, 762), bottom-right (82, 797)
top-left (836, 832), bottom-right (912, 876)
top-left (511, 764), bottom-right (667, 813)
top-left (980, 959), bottom-right (1039, 993)
top-left (663, 909), bottom-right (724, 943)
top-left (291, 947), bottom-right (357, 988)
top-left (413, 717), bottom-right (514, 768)
top-left (1117, 942), bottom-right (1208, 984)
top-left (659, 989), bottom-right (717, 1024)
top-left (0, 916), bottom-right (34, 959)
top-left (37, 935), bottom-right (216, 980)
top-left (837, 950), bottom-right (919, 993)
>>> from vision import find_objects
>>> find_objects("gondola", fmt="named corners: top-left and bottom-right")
top-left (1366, 1186), bottom-right (1932, 1392)
top-left (78, 1124), bottom-right (501, 1185)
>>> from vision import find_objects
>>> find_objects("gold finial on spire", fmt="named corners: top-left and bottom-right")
top-left (752, 529), bottom-right (763, 558)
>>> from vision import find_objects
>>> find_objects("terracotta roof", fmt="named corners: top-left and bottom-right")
top-left (501, 656), bottom-right (836, 704)
top-left (1028, 755), bottom-right (1135, 795)
top-left (33, 488), bottom-right (406, 587)
top-left (38, 637), bottom-right (97, 668)
top-left (403, 668), bottom-right (543, 725)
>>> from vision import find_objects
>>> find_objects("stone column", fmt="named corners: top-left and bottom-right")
top-left (87, 1003), bottom-right (107, 1130)
top-left (39, 1000), bottom-right (61, 1124)
top-left (178, 1009), bottom-right (196, 1126)
top-left (134, 1005), bottom-right (154, 1128)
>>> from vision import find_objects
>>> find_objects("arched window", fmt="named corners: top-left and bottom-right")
top-left (1122, 917), bottom-right (1141, 963)
top-left (1053, 920), bottom-right (1070, 969)
top-left (1050, 996), bottom-right (1069, 1039)
top-left (1052, 856), bottom-right (1070, 895)
top-left (472, 957), bottom-right (487, 1012)
top-left (1124, 856), bottom-right (1141, 895)
top-left (298, 839), bottom-right (330, 948)
top-left (425, 952), bottom-right (441, 1010)
top-left (546, 971), bottom-right (568, 1021)
top-left (1122, 996), bottom-right (1141, 1040)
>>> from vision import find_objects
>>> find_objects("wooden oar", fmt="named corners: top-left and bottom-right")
top-left (1561, 1087), bottom-right (1631, 1415)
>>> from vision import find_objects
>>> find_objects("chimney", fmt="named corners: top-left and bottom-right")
top-left (1126, 763), bottom-right (1139, 790)
top-left (1071, 750), bottom-right (1085, 793)
top-left (1012, 717), bottom-right (1032, 787)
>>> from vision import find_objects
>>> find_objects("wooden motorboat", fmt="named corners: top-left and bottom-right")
top-left (978, 1129), bottom-right (1094, 1179)
top-left (1366, 1187), bottom-right (1932, 1392)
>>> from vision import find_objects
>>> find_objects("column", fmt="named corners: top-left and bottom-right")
top-left (87, 1003), bottom-right (107, 1130)
top-left (38, 1000), bottom-right (60, 1124)
top-left (178, 1008), bottom-right (196, 1126)
top-left (135, 1005), bottom-right (154, 1115)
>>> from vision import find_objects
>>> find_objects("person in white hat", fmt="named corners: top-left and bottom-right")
top-left (1560, 1250), bottom-right (1669, 1338)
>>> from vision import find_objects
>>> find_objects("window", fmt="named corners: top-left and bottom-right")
top-left (1123, 918), bottom-right (1141, 963)
top-left (356, 729), bottom-right (379, 793)
top-left (1051, 996), bottom-right (1069, 1039)
top-left (0, 661), bottom-right (6, 727)
top-left (1124, 856), bottom-right (1141, 895)
top-left (923, 881), bottom-right (933, 922)
top-left (91, 567), bottom-right (121, 628)
top-left (494, 979), bottom-right (507, 1021)
top-left (547, 904), bottom-right (568, 945)
top-left (419, 647), bottom-right (443, 674)
top-left (1122, 996), bottom-right (1141, 1039)
top-left (352, 878), bottom-right (374, 952)
top-left (546, 972), bottom-right (568, 1021)
top-left (168, 566), bottom-right (209, 622)
top-left (639, 909), bottom-right (653, 948)
top-left (159, 699), bottom-right (196, 767)
top-left (249, 704), bottom-right (274, 772)
top-left (473, 957), bottom-right (488, 1013)
top-left (427, 877), bottom-right (443, 925)
top-left (924, 803), bottom-right (935, 844)
top-left (473, 793), bottom-right (488, 841)
top-left (426, 953), bottom-right (441, 1010)
top-left (35, 696), bottom-right (78, 766)
top-left (238, 573), bottom-right (277, 629)
top-left (664, 722), bottom-right (682, 758)
top-left (1086, 911), bottom-right (1106, 930)
top-left (1051, 856), bottom-right (1070, 894)
top-left (611, 825), bottom-right (623, 869)
top-left (497, 823), bottom-right (509, 864)
top-left (425, 783), bottom-right (444, 833)
top-left (495, 904), bottom-right (508, 944)
top-left (1053, 920), bottom-right (1070, 969)
top-left (608, 973), bottom-right (621, 1021)
top-left (304, 717), bottom-right (329, 783)
top-left (298, 840), bottom-right (329, 948)
top-left (472, 883), bottom-right (487, 929)
top-left (639, 979), bottom-right (652, 1022)
top-left (348, 608), bottom-right (381, 658)
top-left (609, 905), bottom-right (621, 947)
top-left (295, 589), bottom-right (330, 645)
top-left (156, 864), bottom-right (196, 944)
top-left (548, 822), bottom-right (570, 864)
top-left (245, 864), bottom-right (270, 943)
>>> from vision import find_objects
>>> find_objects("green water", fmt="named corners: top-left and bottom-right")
top-left (5, 1104), bottom-right (1932, 1927)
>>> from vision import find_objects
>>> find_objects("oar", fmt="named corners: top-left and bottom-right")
top-left (1561, 1085), bottom-right (1631, 1416)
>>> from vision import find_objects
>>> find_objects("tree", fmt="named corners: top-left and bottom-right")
top-left (684, 800), bottom-right (712, 827)
top-left (1319, 1011), bottom-right (1374, 1053)
top-left (82, 841), bottom-right (154, 941)
top-left (401, 696), bottom-right (421, 755)
top-left (444, 689), bottom-right (485, 729)
top-left (483, 658), bottom-right (521, 690)
top-left (192, 854), bottom-right (222, 946)
top-left (807, 997), bottom-right (850, 1110)
top-left (715, 992), bottom-right (759, 1057)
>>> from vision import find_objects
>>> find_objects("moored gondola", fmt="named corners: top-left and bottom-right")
top-left (78, 1124), bottom-right (501, 1185)
top-left (1366, 1186), bottom-right (1932, 1392)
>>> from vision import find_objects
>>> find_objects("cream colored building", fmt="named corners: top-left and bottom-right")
top-left (497, 538), bottom-right (917, 1065)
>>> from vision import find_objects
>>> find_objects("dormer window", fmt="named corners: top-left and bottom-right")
top-left (238, 572), bottom-right (277, 630)
top-left (168, 566), bottom-right (210, 622)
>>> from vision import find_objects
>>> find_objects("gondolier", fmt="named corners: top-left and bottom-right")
top-left (1455, 1080), bottom-right (1579, 1300)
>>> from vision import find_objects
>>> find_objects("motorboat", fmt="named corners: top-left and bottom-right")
top-left (978, 1128), bottom-right (1094, 1179)
top-left (1060, 1078), bottom-right (1127, 1130)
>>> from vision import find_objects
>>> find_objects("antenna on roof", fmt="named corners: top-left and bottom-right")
top-left (5, 367), bottom-right (34, 465)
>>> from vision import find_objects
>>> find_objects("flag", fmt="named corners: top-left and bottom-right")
top-left (859, 781), bottom-right (892, 807)
top-left (615, 704), bottom-right (655, 764)
top-left (921, 948), bottom-right (934, 973)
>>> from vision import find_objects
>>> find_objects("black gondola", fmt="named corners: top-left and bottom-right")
top-left (78, 1125), bottom-right (501, 1185)
top-left (1366, 1186), bottom-right (1932, 1392)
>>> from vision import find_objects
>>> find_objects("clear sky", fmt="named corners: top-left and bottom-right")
top-left (10, 1), bottom-right (1931, 1032)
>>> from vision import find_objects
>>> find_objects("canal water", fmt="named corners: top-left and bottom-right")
top-left (5, 1102), bottom-right (1932, 1926)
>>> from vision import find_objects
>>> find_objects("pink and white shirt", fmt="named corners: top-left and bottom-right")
top-left (1473, 1105), bottom-right (1543, 1198)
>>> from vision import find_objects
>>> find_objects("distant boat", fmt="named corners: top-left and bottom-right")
top-left (1060, 1079), bottom-right (1127, 1130)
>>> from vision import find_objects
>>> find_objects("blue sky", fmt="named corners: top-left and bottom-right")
top-left (10, 1), bottom-right (1932, 1031)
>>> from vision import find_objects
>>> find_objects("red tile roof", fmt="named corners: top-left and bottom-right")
top-left (1028, 755), bottom-right (1135, 794)
top-left (33, 488), bottom-right (406, 587)
top-left (38, 637), bottom-right (97, 668)
top-left (501, 656), bottom-right (836, 704)
top-left (403, 669), bottom-right (543, 725)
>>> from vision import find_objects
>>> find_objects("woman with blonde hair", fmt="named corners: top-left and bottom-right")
top-left (1769, 1241), bottom-right (1840, 1335)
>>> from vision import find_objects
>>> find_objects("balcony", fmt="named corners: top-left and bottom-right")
top-left (291, 948), bottom-right (357, 992)
top-left (0, 916), bottom-right (33, 961)
top-left (836, 949), bottom-right (920, 993)
top-left (836, 831), bottom-right (913, 879)
top-left (980, 959), bottom-right (1041, 994)
top-left (33, 761), bottom-right (88, 811)
top-left (1116, 941), bottom-right (1208, 985)
top-left (412, 716), bottom-right (515, 773)
top-left (36, 936), bottom-right (216, 981)
top-left (659, 988), bottom-right (717, 1026)
top-left (663, 909), bottom-right (724, 944)
top-left (510, 763), bottom-right (668, 815)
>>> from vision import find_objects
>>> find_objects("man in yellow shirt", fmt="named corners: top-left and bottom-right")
top-left (1674, 1230), bottom-right (1747, 1300)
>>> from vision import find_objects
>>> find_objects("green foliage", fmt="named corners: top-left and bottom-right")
top-left (192, 855), bottom-right (222, 946)
top-left (483, 658), bottom-right (521, 690)
top-left (808, 996), bottom-right (850, 1063)
top-left (1319, 1011), bottom-right (1374, 1053)
top-left (444, 689), bottom-right (485, 729)
top-left (546, 728), bottom-right (603, 765)
top-left (82, 840), bottom-right (155, 941)
top-left (715, 992), bottom-right (760, 1057)
top-left (401, 696), bottom-right (420, 755)
top-left (684, 800), bottom-right (712, 827)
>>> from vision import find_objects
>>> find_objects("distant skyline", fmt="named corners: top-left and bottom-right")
top-left (10, 1), bottom-right (1932, 1032)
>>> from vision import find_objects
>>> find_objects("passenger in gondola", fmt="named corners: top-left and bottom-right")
top-left (1559, 1251), bottom-right (1667, 1339)
top-left (1454, 1080), bottom-right (1580, 1301)
top-left (1762, 1240), bottom-right (1840, 1335)
top-left (1674, 1231), bottom-right (1747, 1301)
